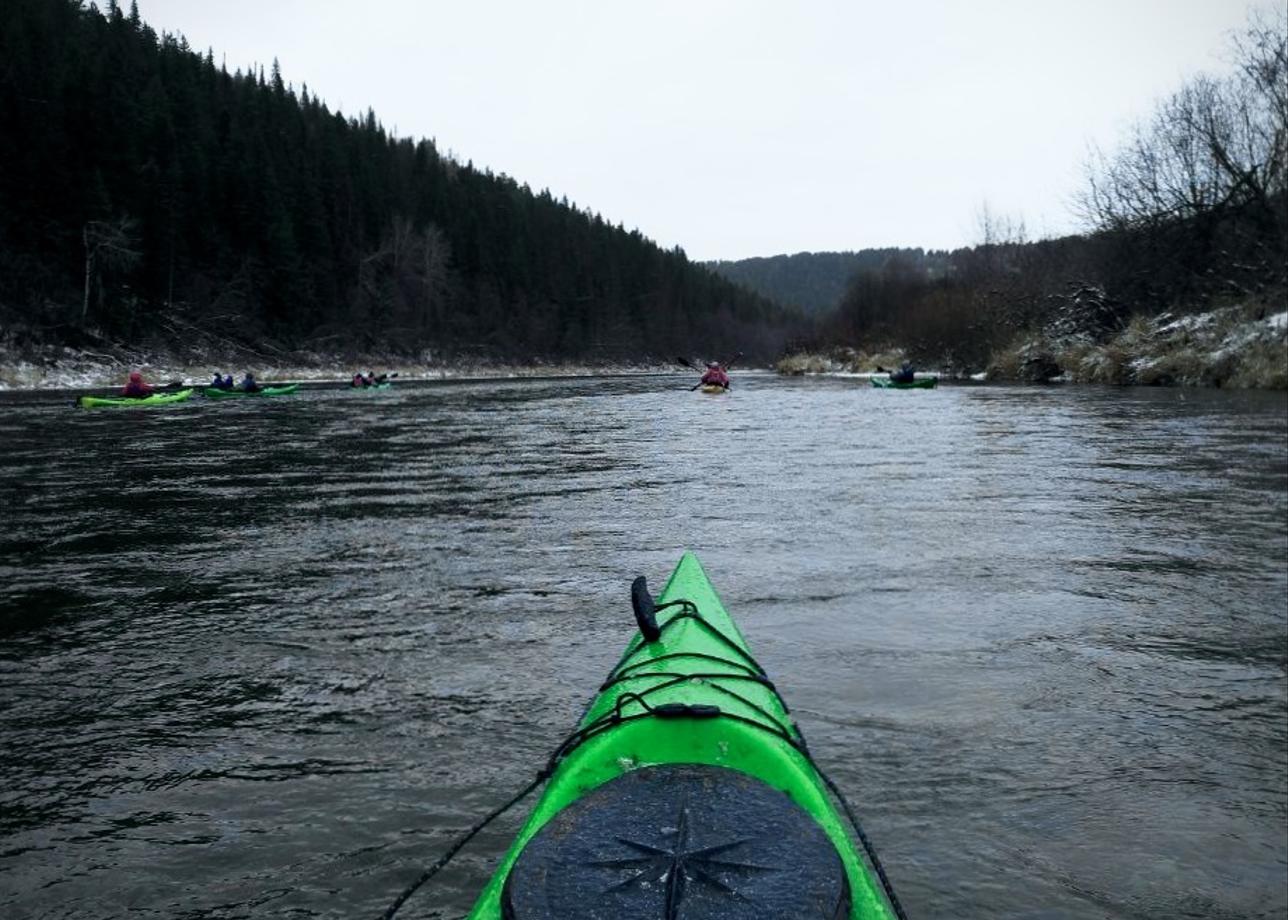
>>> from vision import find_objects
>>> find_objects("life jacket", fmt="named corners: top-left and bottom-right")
top-left (353, 374), bottom-right (368, 387)
top-left (701, 367), bottom-right (729, 387)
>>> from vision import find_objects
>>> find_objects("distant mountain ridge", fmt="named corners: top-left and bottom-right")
top-left (708, 249), bottom-right (953, 314)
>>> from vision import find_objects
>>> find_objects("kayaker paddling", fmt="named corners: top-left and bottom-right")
top-left (240, 372), bottom-right (262, 393)
top-left (120, 371), bottom-right (153, 398)
top-left (700, 361), bottom-right (730, 390)
top-left (890, 362), bottom-right (915, 384)
top-left (678, 353), bottom-right (740, 391)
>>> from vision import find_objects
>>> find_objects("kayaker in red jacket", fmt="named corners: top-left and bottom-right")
top-left (121, 371), bottom-right (153, 398)
top-left (700, 362), bottom-right (730, 389)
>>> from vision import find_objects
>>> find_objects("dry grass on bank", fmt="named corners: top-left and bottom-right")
top-left (986, 301), bottom-right (1287, 388)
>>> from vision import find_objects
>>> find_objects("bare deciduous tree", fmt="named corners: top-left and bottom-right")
top-left (82, 216), bottom-right (140, 321)
top-left (1078, 7), bottom-right (1286, 241)
top-left (359, 216), bottom-right (454, 333)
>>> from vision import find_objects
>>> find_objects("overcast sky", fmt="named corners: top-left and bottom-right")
top-left (140, 0), bottom-right (1259, 261)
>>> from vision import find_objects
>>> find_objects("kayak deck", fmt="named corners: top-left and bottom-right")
top-left (871, 376), bottom-right (937, 389)
top-left (77, 388), bottom-right (193, 409)
top-left (463, 553), bottom-right (898, 919)
top-left (203, 384), bottom-right (299, 398)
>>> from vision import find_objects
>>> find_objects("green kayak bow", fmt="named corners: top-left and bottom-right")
top-left (388, 553), bottom-right (906, 920)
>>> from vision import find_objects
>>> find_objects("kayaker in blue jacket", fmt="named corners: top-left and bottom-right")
top-left (890, 362), bottom-right (915, 384)
top-left (240, 372), bottom-right (261, 393)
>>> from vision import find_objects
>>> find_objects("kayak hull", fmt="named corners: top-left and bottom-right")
top-left (203, 384), bottom-right (299, 398)
top-left (77, 388), bottom-right (193, 409)
top-left (700, 383), bottom-right (729, 394)
top-left (871, 376), bottom-right (937, 389)
top-left (462, 553), bottom-right (897, 919)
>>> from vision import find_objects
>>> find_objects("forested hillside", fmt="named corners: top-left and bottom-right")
top-left (0, 0), bottom-right (798, 363)
top-left (707, 249), bottom-right (951, 314)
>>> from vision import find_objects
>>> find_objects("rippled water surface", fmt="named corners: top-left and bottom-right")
top-left (1, 375), bottom-right (1285, 919)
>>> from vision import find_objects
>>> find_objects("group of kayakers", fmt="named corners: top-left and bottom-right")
top-left (118, 369), bottom-right (398, 398)
top-left (120, 370), bottom-right (263, 396)
top-left (120, 358), bottom-right (912, 397)
top-left (688, 356), bottom-right (918, 389)
top-left (209, 372), bottom-right (261, 392)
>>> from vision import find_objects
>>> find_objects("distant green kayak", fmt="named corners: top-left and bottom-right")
top-left (871, 376), bottom-right (937, 389)
top-left (457, 552), bottom-right (903, 920)
top-left (77, 388), bottom-right (194, 409)
top-left (203, 384), bottom-right (299, 398)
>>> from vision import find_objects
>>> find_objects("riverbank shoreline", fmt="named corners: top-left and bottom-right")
top-left (777, 304), bottom-right (1288, 389)
top-left (0, 344), bottom-right (678, 392)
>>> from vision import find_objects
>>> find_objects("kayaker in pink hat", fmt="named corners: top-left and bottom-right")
top-left (121, 370), bottom-right (153, 398)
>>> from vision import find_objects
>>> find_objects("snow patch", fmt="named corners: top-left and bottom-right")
top-left (1156, 311), bottom-right (1217, 334)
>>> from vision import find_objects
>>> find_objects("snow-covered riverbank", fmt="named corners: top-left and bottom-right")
top-left (0, 346), bottom-right (673, 391)
top-left (987, 304), bottom-right (1287, 388)
top-left (774, 303), bottom-right (1287, 389)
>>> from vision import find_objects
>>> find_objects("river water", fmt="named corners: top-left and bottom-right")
top-left (1, 374), bottom-right (1285, 919)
